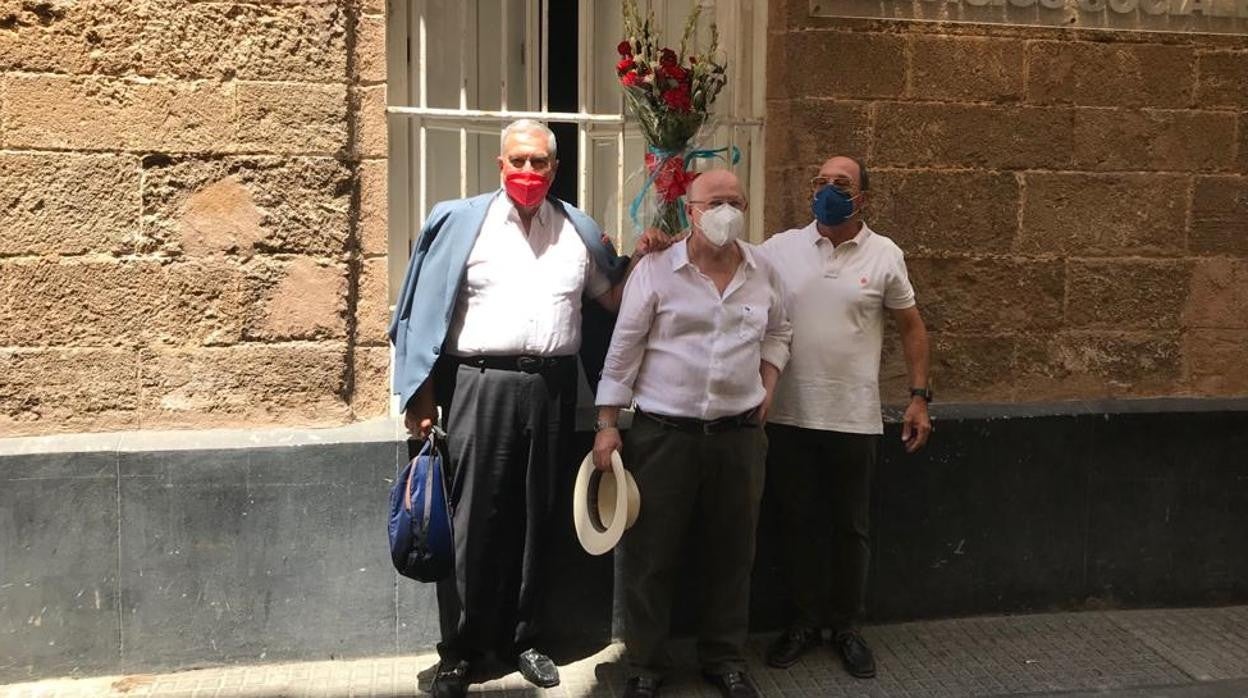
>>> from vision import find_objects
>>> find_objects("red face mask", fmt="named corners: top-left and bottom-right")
top-left (504, 171), bottom-right (552, 208)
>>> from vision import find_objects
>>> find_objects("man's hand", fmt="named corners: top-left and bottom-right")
top-left (753, 391), bottom-right (773, 427)
top-left (592, 427), bottom-right (622, 472)
top-left (404, 384), bottom-right (437, 440)
top-left (901, 397), bottom-right (932, 453)
top-left (635, 227), bottom-right (677, 257)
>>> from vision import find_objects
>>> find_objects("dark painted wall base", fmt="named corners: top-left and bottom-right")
top-left (2, 402), bottom-right (1245, 682)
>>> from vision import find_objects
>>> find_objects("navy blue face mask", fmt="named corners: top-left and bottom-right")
top-left (811, 185), bottom-right (856, 226)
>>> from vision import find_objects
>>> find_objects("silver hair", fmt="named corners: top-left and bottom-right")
top-left (500, 118), bottom-right (557, 159)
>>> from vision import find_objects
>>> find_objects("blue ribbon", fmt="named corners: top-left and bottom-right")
top-left (628, 144), bottom-right (743, 234)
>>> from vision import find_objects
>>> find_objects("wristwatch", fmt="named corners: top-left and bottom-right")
top-left (909, 386), bottom-right (934, 403)
top-left (595, 418), bottom-right (618, 431)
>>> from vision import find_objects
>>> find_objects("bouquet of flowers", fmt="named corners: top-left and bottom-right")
top-left (617, 0), bottom-right (728, 237)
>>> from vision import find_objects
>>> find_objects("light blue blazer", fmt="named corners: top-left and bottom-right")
top-left (388, 191), bottom-right (627, 412)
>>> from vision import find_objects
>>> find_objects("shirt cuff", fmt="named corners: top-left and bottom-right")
top-left (595, 376), bottom-right (635, 407)
top-left (761, 340), bottom-right (790, 373)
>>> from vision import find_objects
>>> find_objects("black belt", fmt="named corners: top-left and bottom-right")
top-left (451, 354), bottom-right (574, 374)
top-left (636, 408), bottom-right (757, 435)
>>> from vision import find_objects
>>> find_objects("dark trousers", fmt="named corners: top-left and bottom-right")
top-left (432, 358), bottom-right (576, 663)
top-left (619, 413), bottom-right (768, 679)
top-left (764, 422), bottom-right (878, 631)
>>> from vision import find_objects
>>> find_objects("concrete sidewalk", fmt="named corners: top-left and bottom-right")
top-left (4, 606), bottom-right (1247, 698)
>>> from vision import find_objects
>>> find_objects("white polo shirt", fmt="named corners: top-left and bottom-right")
top-left (446, 195), bottom-right (612, 357)
top-left (757, 221), bottom-right (916, 435)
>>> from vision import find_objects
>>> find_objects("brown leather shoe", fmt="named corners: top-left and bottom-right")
top-left (834, 630), bottom-right (877, 679)
top-left (766, 627), bottom-right (821, 668)
top-left (702, 670), bottom-right (760, 698)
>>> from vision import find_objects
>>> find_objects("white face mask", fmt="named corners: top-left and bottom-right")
top-left (698, 204), bottom-right (745, 248)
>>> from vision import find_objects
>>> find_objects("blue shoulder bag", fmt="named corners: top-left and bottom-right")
top-left (388, 426), bottom-right (454, 582)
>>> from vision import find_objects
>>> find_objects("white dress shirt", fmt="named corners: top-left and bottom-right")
top-left (757, 221), bottom-right (916, 434)
top-left (447, 195), bottom-right (612, 357)
top-left (596, 239), bottom-right (792, 420)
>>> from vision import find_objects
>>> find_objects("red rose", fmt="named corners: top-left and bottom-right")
top-left (617, 58), bottom-right (635, 75)
top-left (662, 85), bottom-right (692, 112)
top-left (621, 71), bottom-right (640, 87)
top-left (617, 40), bottom-right (633, 56)
top-left (660, 48), bottom-right (678, 66)
top-left (661, 64), bottom-right (687, 82)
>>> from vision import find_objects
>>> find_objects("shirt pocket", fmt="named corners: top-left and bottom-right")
top-left (736, 304), bottom-right (767, 340)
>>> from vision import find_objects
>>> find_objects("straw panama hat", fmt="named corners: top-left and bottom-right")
top-left (573, 450), bottom-right (641, 555)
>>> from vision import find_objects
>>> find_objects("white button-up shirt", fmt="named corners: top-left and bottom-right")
top-left (596, 239), bottom-right (792, 420)
top-left (447, 195), bottom-right (612, 357)
top-left (757, 221), bottom-right (916, 434)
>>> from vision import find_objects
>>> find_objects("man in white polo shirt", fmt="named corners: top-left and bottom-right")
top-left (757, 155), bottom-right (932, 679)
top-left (592, 170), bottom-right (791, 698)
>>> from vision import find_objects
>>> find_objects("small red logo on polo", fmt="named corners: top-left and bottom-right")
top-left (859, 276), bottom-right (869, 285)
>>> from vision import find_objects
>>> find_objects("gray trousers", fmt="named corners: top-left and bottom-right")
top-left (619, 413), bottom-right (768, 678)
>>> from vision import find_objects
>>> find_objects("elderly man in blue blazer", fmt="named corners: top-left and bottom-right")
top-left (389, 119), bottom-right (662, 698)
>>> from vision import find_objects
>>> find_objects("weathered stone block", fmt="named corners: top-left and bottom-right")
top-left (0, 349), bottom-right (141, 436)
top-left (351, 346), bottom-right (392, 420)
top-left (770, 32), bottom-right (905, 100)
top-left (1066, 260), bottom-right (1192, 331)
top-left (0, 1), bottom-right (347, 82)
top-left (1183, 329), bottom-right (1248, 395)
top-left (910, 36), bottom-right (1025, 103)
top-left (358, 159), bottom-right (388, 256)
top-left (1015, 331), bottom-right (1182, 399)
top-left (1026, 41), bottom-right (1195, 108)
top-left (353, 85), bottom-right (388, 159)
top-left (355, 14), bottom-right (387, 84)
top-left (1020, 173), bottom-right (1187, 256)
top-left (1072, 108), bottom-right (1237, 172)
top-left (925, 332), bottom-right (1017, 402)
top-left (1190, 176), bottom-right (1248, 257)
top-left (763, 166), bottom-right (819, 237)
top-left (236, 82), bottom-right (348, 155)
top-left (244, 257), bottom-right (348, 341)
top-left (764, 99), bottom-right (870, 171)
top-left (874, 104), bottom-right (1074, 170)
top-left (356, 257), bottom-right (390, 346)
top-left (1196, 51), bottom-right (1248, 109)
top-left (1183, 259), bottom-right (1248, 330)
top-left (141, 156), bottom-right (352, 257)
top-left (904, 257), bottom-right (1065, 333)
top-left (2, 75), bottom-right (235, 152)
top-left (138, 344), bottom-right (351, 428)
top-left (0, 259), bottom-right (247, 348)
top-left (0, 153), bottom-right (140, 256)
top-left (870, 170), bottom-right (1019, 255)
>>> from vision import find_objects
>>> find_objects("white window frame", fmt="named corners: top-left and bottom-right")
top-left (384, 0), bottom-right (768, 412)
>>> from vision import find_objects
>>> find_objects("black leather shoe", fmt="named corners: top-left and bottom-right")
top-left (766, 627), bottom-right (821, 668)
top-left (623, 675), bottom-right (661, 698)
top-left (516, 648), bottom-right (560, 688)
top-left (430, 660), bottom-right (469, 698)
top-left (834, 630), bottom-right (877, 679)
top-left (702, 670), bottom-right (761, 698)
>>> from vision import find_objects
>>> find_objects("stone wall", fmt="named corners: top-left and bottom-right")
top-left (765, 1), bottom-right (1248, 403)
top-left (0, 0), bottom-right (390, 436)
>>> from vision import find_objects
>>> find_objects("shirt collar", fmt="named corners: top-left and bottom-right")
top-left (670, 237), bottom-right (756, 270)
top-left (805, 220), bottom-right (873, 247)
top-left (496, 189), bottom-right (551, 226)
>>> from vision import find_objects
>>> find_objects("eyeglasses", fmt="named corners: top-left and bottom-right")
top-left (506, 154), bottom-right (553, 170)
top-left (810, 175), bottom-right (857, 191)
top-left (688, 198), bottom-right (747, 211)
